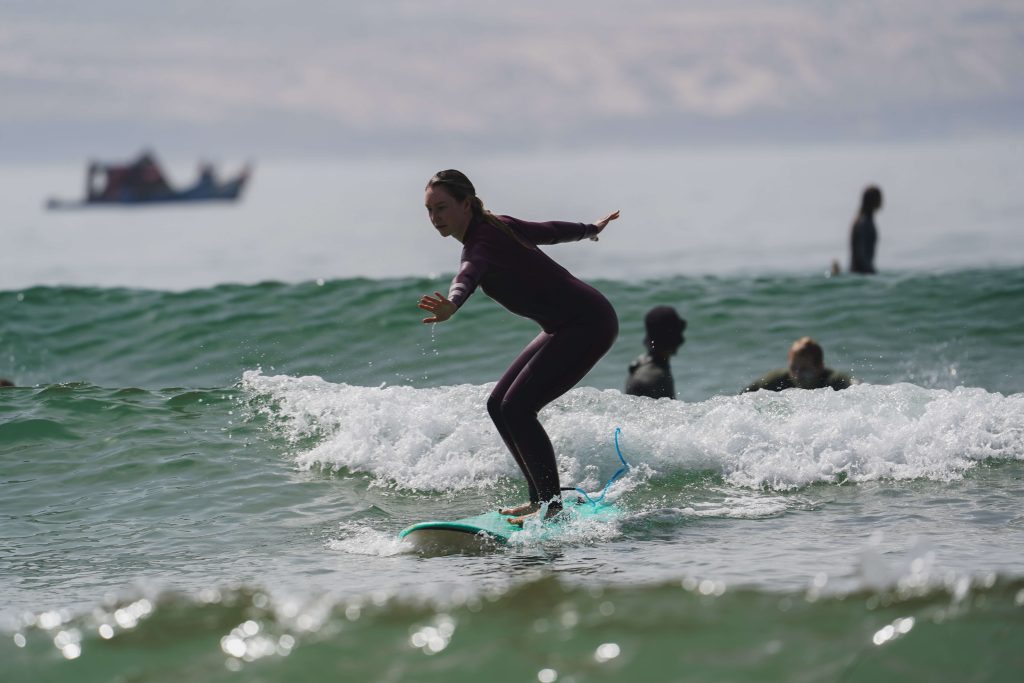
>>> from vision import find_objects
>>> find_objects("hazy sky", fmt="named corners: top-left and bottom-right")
top-left (2, 0), bottom-right (1022, 161)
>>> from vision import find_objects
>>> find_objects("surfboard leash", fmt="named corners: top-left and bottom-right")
top-left (562, 426), bottom-right (630, 507)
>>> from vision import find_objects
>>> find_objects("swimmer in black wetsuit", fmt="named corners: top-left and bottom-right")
top-left (418, 170), bottom-right (620, 525)
top-left (850, 185), bottom-right (883, 274)
top-left (625, 306), bottom-right (686, 400)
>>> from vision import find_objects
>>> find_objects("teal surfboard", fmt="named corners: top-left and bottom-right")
top-left (399, 501), bottom-right (620, 553)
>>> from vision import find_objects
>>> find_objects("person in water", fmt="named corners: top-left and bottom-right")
top-left (418, 170), bottom-right (620, 525)
top-left (742, 337), bottom-right (852, 393)
top-left (850, 185), bottom-right (883, 274)
top-left (624, 306), bottom-right (686, 400)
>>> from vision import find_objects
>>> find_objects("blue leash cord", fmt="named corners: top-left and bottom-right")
top-left (566, 427), bottom-right (630, 507)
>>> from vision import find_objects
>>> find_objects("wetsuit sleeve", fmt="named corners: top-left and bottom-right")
top-left (827, 371), bottom-right (853, 391)
top-left (503, 216), bottom-right (598, 244)
top-left (742, 370), bottom-right (791, 393)
top-left (447, 258), bottom-right (487, 308)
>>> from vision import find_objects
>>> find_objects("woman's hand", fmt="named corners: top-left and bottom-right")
top-left (419, 291), bottom-right (457, 323)
top-left (589, 210), bottom-right (620, 241)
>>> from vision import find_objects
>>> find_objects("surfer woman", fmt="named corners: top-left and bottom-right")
top-left (418, 170), bottom-right (619, 525)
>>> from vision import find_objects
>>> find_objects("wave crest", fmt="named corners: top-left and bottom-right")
top-left (243, 371), bottom-right (1024, 492)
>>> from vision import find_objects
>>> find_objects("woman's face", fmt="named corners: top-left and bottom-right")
top-left (425, 185), bottom-right (473, 240)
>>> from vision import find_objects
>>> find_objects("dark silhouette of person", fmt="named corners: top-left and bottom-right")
top-left (417, 169), bottom-right (620, 525)
top-left (129, 151), bottom-right (172, 199)
top-left (625, 306), bottom-right (686, 400)
top-left (850, 185), bottom-right (883, 274)
top-left (743, 337), bottom-right (852, 393)
top-left (196, 161), bottom-right (217, 190)
top-left (88, 151), bottom-right (172, 201)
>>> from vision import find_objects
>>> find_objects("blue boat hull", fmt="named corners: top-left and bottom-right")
top-left (46, 168), bottom-right (250, 209)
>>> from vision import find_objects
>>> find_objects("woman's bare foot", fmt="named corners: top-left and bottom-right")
top-left (507, 503), bottom-right (563, 527)
top-left (499, 502), bottom-right (539, 516)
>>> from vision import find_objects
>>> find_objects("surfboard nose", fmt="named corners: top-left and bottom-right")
top-left (399, 527), bottom-right (505, 555)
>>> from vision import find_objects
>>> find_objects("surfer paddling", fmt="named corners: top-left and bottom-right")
top-left (418, 170), bottom-right (619, 525)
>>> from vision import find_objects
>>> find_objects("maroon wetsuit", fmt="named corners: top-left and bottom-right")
top-left (447, 214), bottom-right (619, 504)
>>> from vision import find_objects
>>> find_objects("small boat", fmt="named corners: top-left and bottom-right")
top-left (46, 151), bottom-right (252, 209)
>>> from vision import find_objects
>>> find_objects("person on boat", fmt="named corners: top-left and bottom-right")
top-left (92, 151), bottom-right (169, 201)
top-left (86, 161), bottom-right (101, 200)
top-left (850, 185), bottom-right (883, 274)
top-left (418, 170), bottom-right (619, 525)
top-left (742, 336), bottom-right (852, 393)
top-left (133, 152), bottom-right (172, 199)
top-left (85, 151), bottom-right (172, 201)
top-left (195, 161), bottom-right (218, 190)
top-left (624, 306), bottom-right (686, 400)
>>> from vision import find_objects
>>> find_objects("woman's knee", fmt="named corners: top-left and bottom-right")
top-left (488, 391), bottom-right (531, 423)
top-left (497, 393), bottom-right (537, 426)
top-left (486, 392), bottom-right (505, 424)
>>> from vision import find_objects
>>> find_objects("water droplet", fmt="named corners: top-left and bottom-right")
top-left (538, 668), bottom-right (558, 683)
top-left (595, 642), bottom-right (621, 662)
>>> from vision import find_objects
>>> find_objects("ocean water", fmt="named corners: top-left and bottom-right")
top-left (4, 136), bottom-right (1023, 291)
top-left (3, 139), bottom-right (1024, 681)
top-left (2, 268), bottom-right (1023, 682)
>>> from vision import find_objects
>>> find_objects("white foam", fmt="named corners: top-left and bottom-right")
top-left (242, 371), bottom-right (1024, 492)
top-left (242, 370), bottom-right (516, 490)
top-left (508, 503), bottom-right (623, 547)
top-left (619, 382), bottom-right (1024, 490)
top-left (327, 522), bottom-right (412, 557)
top-left (669, 489), bottom-right (793, 519)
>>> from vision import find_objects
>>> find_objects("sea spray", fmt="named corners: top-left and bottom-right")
top-left (244, 371), bottom-right (1024, 491)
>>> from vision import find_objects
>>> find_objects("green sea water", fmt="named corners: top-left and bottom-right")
top-left (4, 268), bottom-right (1020, 395)
top-left (2, 268), bottom-right (1023, 681)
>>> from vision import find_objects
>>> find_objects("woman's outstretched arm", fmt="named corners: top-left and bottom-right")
top-left (506, 210), bottom-right (620, 245)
